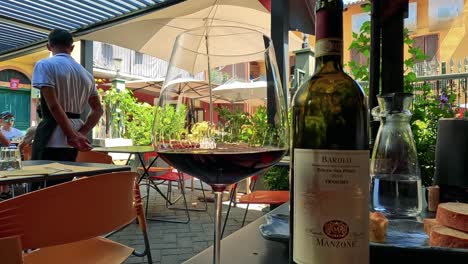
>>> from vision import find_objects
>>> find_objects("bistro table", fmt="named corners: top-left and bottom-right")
top-left (0, 160), bottom-right (131, 185)
top-left (93, 146), bottom-right (156, 183)
top-left (93, 145), bottom-right (174, 204)
top-left (185, 202), bottom-right (467, 264)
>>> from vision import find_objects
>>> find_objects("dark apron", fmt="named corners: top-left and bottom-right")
top-left (31, 95), bottom-right (81, 160)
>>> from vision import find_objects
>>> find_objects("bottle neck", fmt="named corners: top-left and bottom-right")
top-left (314, 2), bottom-right (343, 72)
top-left (314, 55), bottom-right (343, 73)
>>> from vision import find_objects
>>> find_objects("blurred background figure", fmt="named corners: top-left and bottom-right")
top-left (0, 111), bottom-right (24, 142)
top-left (0, 131), bottom-right (10, 147)
top-left (0, 117), bottom-right (10, 147)
top-left (18, 105), bottom-right (42, 160)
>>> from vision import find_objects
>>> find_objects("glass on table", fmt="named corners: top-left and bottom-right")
top-left (370, 93), bottom-right (423, 217)
top-left (0, 146), bottom-right (22, 171)
top-left (153, 26), bottom-right (289, 264)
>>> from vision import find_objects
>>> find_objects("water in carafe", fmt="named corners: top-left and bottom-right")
top-left (370, 93), bottom-right (423, 217)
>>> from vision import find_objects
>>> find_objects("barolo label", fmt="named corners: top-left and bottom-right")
top-left (293, 149), bottom-right (369, 264)
top-left (315, 38), bottom-right (342, 58)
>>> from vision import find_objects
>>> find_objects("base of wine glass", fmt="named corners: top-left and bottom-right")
top-left (213, 191), bottom-right (223, 264)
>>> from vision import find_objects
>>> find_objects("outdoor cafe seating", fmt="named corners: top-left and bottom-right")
top-left (0, 172), bottom-right (152, 264)
top-left (138, 152), bottom-right (208, 224)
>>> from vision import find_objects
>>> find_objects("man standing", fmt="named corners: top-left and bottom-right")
top-left (31, 29), bottom-right (103, 165)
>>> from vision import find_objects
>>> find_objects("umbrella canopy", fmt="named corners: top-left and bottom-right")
top-left (212, 80), bottom-right (266, 102)
top-left (124, 77), bottom-right (214, 99)
top-left (79, 0), bottom-right (302, 65)
top-left (162, 77), bottom-right (219, 99)
top-left (125, 78), bottom-right (165, 96)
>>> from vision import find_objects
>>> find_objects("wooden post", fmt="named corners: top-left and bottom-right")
top-left (380, 0), bottom-right (408, 94)
top-left (369, 0), bottom-right (382, 149)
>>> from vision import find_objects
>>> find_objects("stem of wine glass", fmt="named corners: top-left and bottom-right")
top-left (213, 191), bottom-right (223, 264)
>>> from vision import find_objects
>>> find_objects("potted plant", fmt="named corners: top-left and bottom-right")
top-left (153, 104), bottom-right (187, 148)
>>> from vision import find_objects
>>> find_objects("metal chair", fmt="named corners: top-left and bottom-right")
top-left (76, 151), bottom-right (114, 164)
top-left (221, 175), bottom-right (289, 237)
top-left (140, 152), bottom-right (208, 223)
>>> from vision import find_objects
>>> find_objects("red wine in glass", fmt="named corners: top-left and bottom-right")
top-left (158, 147), bottom-right (286, 189)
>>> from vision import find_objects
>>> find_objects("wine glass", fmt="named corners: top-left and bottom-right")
top-left (153, 26), bottom-right (288, 264)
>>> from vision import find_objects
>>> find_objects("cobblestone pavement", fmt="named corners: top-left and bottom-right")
top-left (108, 186), bottom-right (266, 264)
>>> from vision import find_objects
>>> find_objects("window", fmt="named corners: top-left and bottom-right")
top-left (101, 43), bottom-right (113, 60)
top-left (413, 34), bottom-right (439, 61)
top-left (0, 69), bottom-right (30, 84)
top-left (135, 52), bottom-right (143, 64)
top-left (234, 63), bottom-right (247, 80)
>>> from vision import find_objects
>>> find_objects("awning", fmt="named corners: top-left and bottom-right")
top-left (0, 0), bottom-right (183, 61)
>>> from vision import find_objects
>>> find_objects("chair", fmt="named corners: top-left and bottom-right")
top-left (0, 236), bottom-right (22, 264)
top-left (139, 152), bottom-right (208, 223)
top-left (76, 151), bottom-right (113, 164)
top-left (21, 144), bottom-right (32, 161)
top-left (0, 172), bottom-right (153, 264)
top-left (221, 175), bottom-right (289, 237)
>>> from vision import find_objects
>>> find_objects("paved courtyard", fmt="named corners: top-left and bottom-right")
top-left (108, 185), bottom-right (266, 264)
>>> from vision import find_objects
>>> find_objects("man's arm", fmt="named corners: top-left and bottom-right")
top-left (0, 131), bottom-right (10, 146)
top-left (78, 95), bottom-right (104, 135)
top-left (18, 127), bottom-right (35, 151)
top-left (40, 87), bottom-right (91, 151)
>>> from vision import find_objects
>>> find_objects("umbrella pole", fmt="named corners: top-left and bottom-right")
top-left (205, 34), bottom-right (214, 124)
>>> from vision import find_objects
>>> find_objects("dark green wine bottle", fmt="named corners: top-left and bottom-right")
top-left (290, 0), bottom-right (369, 263)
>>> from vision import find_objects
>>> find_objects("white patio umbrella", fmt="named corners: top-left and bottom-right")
top-left (212, 80), bottom-right (267, 102)
top-left (125, 78), bottom-right (165, 96)
top-left (79, 0), bottom-right (302, 71)
top-left (163, 78), bottom-right (215, 98)
top-left (123, 77), bottom-right (214, 98)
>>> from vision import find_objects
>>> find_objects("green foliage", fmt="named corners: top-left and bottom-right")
top-left (216, 106), bottom-right (271, 146)
top-left (346, 4), bottom-right (454, 186)
top-left (347, 7), bottom-right (371, 93)
top-left (261, 166), bottom-right (289, 191)
top-left (410, 85), bottom-right (455, 186)
top-left (189, 121), bottom-right (214, 141)
top-left (216, 106), bottom-right (251, 142)
top-left (153, 104), bottom-right (187, 142)
top-left (239, 106), bottom-right (269, 146)
top-left (101, 87), bottom-right (155, 145)
top-left (126, 102), bottom-right (155, 146)
top-left (210, 69), bottom-right (230, 84)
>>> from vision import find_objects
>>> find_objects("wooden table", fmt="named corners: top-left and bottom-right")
top-left (185, 202), bottom-right (467, 264)
top-left (0, 160), bottom-right (131, 185)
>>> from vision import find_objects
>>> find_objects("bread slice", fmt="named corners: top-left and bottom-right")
top-left (423, 218), bottom-right (440, 235)
top-left (429, 226), bottom-right (468, 249)
top-left (436, 202), bottom-right (468, 232)
top-left (369, 212), bottom-right (388, 243)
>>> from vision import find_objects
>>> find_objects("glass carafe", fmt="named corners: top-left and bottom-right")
top-left (370, 93), bottom-right (422, 217)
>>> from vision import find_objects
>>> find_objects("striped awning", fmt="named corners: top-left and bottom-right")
top-left (0, 0), bottom-right (182, 59)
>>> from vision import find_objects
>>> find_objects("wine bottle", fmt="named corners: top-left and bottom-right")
top-left (290, 0), bottom-right (369, 263)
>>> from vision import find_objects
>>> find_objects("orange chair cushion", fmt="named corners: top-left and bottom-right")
top-left (137, 166), bottom-right (172, 173)
top-left (238, 191), bottom-right (289, 205)
top-left (23, 237), bottom-right (133, 264)
top-left (149, 171), bottom-right (191, 182)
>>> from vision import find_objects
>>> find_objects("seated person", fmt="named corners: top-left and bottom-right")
top-left (0, 111), bottom-right (24, 142)
top-left (0, 123), bottom-right (10, 199)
